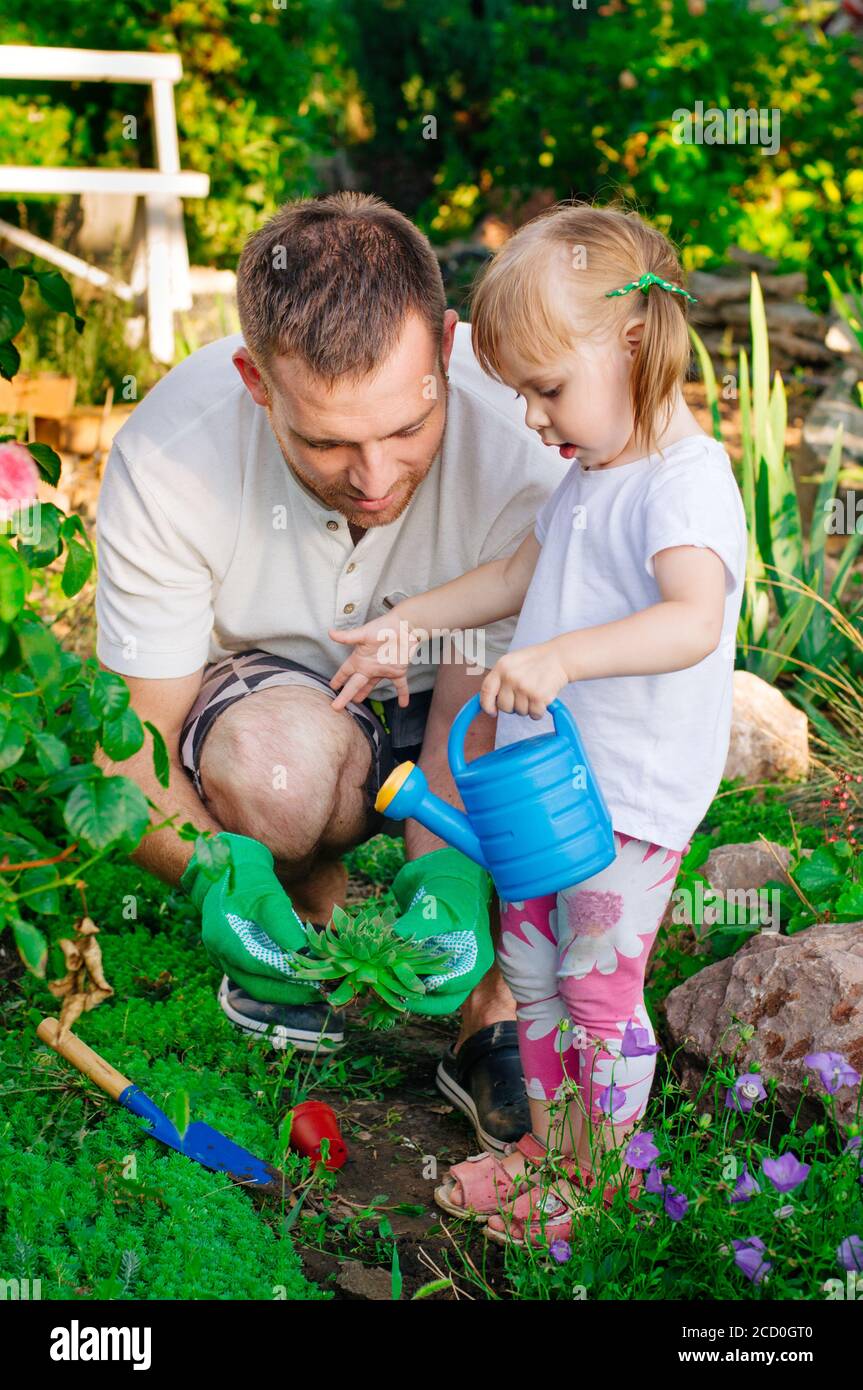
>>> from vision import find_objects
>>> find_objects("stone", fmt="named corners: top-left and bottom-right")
top-left (662, 921), bottom-right (863, 1128)
top-left (724, 671), bottom-right (809, 784)
top-left (761, 272), bottom-right (808, 301)
top-left (662, 840), bottom-right (791, 937)
top-left (825, 314), bottom-right (863, 358)
top-left (765, 331), bottom-right (834, 366)
top-left (803, 364), bottom-right (863, 471)
top-left (688, 271), bottom-right (751, 309)
top-left (728, 246), bottom-right (780, 273)
top-left (336, 1260), bottom-right (394, 1300)
top-left (718, 299), bottom-right (826, 341)
top-left (703, 840), bottom-right (792, 894)
top-left (689, 270), bottom-right (807, 309)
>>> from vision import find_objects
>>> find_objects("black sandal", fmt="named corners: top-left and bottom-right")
top-left (435, 1021), bottom-right (530, 1154)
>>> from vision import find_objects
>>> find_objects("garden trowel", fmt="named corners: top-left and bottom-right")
top-left (36, 1017), bottom-right (292, 1205)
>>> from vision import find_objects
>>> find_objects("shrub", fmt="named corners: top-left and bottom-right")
top-left (0, 258), bottom-right (160, 977)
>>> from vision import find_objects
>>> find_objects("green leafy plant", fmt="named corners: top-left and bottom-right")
top-left (0, 259), bottom-right (165, 977)
top-left (766, 838), bottom-right (863, 935)
top-left (824, 267), bottom-right (863, 361)
top-left (287, 901), bottom-right (448, 1026)
top-left (692, 273), bottom-right (863, 691)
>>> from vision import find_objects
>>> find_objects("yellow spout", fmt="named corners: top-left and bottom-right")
top-left (375, 760), bottom-right (416, 814)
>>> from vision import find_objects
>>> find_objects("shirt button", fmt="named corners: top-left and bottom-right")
top-left (343, 602), bottom-right (355, 614)
top-left (346, 562), bottom-right (356, 573)
top-left (326, 519), bottom-right (338, 531)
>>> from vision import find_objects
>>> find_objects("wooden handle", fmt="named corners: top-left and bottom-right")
top-left (36, 1017), bottom-right (132, 1101)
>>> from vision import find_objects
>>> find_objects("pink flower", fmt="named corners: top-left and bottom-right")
top-left (564, 888), bottom-right (624, 938)
top-left (0, 443), bottom-right (39, 520)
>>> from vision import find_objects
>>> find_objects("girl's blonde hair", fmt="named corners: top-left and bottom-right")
top-left (469, 202), bottom-right (692, 453)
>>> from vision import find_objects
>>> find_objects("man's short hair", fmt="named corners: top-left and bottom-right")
top-left (236, 191), bottom-right (447, 385)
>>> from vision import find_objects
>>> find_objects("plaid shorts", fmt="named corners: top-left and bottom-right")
top-left (178, 649), bottom-right (433, 816)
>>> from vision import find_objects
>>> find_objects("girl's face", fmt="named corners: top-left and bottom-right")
top-left (502, 323), bottom-right (642, 468)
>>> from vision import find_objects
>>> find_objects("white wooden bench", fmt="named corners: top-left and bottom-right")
top-left (0, 45), bottom-right (210, 362)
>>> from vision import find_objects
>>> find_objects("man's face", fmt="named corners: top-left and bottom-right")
top-left (235, 310), bottom-right (457, 531)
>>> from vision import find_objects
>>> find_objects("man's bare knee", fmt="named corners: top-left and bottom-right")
top-left (199, 686), bottom-right (371, 859)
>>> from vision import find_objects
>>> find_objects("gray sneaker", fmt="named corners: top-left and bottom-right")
top-left (217, 976), bottom-right (345, 1053)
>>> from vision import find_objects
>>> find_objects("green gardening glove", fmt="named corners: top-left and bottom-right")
top-left (389, 847), bottom-right (494, 1016)
top-left (180, 832), bottom-right (322, 1006)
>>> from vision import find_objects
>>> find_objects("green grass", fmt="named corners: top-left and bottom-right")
top-left (2, 792), bottom-right (860, 1301)
top-left (0, 862), bottom-right (325, 1301)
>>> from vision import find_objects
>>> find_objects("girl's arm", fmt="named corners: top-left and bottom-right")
top-left (481, 546), bottom-right (727, 717)
top-left (329, 530), bottom-right (541, 710)
top-left (557, 546), bottom-right (725, 679)
top-left (397, 529), bottom-right (540, 632)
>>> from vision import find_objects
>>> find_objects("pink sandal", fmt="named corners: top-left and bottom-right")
top-left (485, 1181), bottom-right (577, 1248)
top-left (484, 1163), bottom-right (643, 1249)
top-left (578, 1164), bottom-right (644, 1211)
top-left (434, 1133), bottom-right (549, 1221)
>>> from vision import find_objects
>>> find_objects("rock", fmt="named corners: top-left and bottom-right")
top-left (803, 364), bottom-right (863, 471)
top-left (728, 246), bottom-right (780, 273)
top-left (689, 271), bottom-right (752, 309)
top-left (662, 921), bottom-right (863, 1128)
top-left (704, 840), bottom-right (792, 894)
top-left (765, 331), bottom-right (835, 366)
top-left (718, 299), bottom-right (826, 341)
top-left (687, 328), bottom-right (736, 362)
top-left (689, 270), bottom-right (807, 309)
top-left (336, 1261), bottom-right (395, 1300)
top-left (825, 313), bottom-right (863, 358)
top-left (662, 840), bottom-right (790, 935)
top-left (724, 672), bottom-right (809, 784)
top-left (760, 272), bottom-right (808, 301)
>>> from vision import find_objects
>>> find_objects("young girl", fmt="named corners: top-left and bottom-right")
top-left (328, 203), bottom-right (747, 1246)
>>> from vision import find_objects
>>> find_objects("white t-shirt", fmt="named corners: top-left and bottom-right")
top-left (95, 322), bottom-right (568, 691)
top-left (494, 435), bottom-right (748, 851)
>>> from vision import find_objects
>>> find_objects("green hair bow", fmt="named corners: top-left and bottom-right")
top-left (605, 271), bottom-right (697, 304)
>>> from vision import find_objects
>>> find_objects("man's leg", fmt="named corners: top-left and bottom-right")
top-left (199, 684), bottom-right (377, 919)
top-left (398, 660), bottom-right (528, 1151)
top-left (401, 666), bottom-right (517, 1046)
top-left (194, 682), bottom-right (379, 1050)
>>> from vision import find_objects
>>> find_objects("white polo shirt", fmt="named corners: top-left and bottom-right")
top-left (96, 322), bottom-right (567, 694)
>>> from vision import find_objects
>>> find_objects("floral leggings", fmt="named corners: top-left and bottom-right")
top-left (498, 832), bottom-right (683, 1126)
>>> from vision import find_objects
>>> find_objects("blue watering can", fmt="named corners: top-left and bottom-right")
top-left (375, 695), bottom-right (616, 900)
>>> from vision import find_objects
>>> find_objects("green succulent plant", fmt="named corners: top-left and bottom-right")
top-left (287, 902), bottom-right (448, 1020)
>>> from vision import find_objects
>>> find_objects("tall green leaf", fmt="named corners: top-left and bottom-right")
top-left (689, 327), bottom-right (722, 441)
top-left (749, 272), bottom-right (771, 467)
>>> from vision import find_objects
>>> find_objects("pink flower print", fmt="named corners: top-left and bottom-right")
top-left (564, 889), bottom-right (624, 939)
top-left (557, 836), bottom-right (677, 979)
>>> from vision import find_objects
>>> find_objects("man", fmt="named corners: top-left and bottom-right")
top-left (95, 191), bottom-right (568, 1152)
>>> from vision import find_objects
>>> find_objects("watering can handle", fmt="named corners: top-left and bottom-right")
top-left (448, 694), bottom-right (580, 778)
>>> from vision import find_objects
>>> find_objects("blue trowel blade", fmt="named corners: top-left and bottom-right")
top-left (118, 1084), bottom-right (286, 1191)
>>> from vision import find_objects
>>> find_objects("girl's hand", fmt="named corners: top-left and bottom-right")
top-left (480, 641), bottom-right (570, 718)
top-left (328, 618), bottom-right (422, 711)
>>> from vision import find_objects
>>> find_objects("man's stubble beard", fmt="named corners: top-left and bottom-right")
top-left (266, 374), bottom-right (449, 531)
